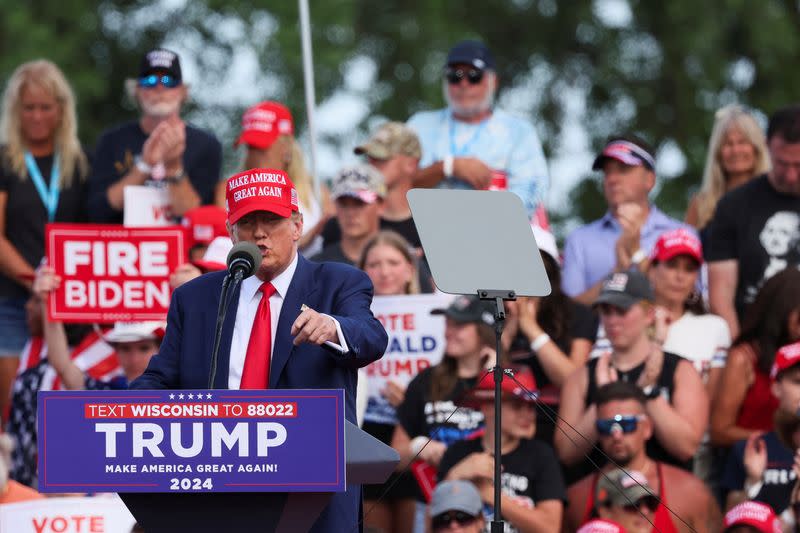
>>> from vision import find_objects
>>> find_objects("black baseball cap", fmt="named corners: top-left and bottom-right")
top-left (431, 295), bottom-right (495, 327)
top-left (139, 48), bottom-right (182, 83)
top-left (446, 40), bottom-right (496, 71)
top-left (594, 271), bottom-right (654, 310)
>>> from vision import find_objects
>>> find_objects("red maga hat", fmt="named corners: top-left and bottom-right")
top-left (225, 168), bottom-right (299, 225)
top-left (650, 228), bottom-right (703, 264)
top-left (770, 341), bottom-right (800, 380)
top-left (460, 365), bottom-right (538, 407)
top-left (723, 501), bottom-right (781, 533)
top-left (235, 101), bottom-right (294, 149)
top-left (181, 205), bottom-right (228, 248)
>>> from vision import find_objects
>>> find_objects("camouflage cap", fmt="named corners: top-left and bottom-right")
top-left (331, 164), bottom-right (387, 204)
top-left (354, 122), bottom-right (422, 160)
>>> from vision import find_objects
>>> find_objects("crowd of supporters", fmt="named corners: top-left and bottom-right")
top-left (1, 38), bottom-right (800, 533)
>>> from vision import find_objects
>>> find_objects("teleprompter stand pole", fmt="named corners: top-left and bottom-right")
top-left (478, 288), bottom-right (516, 533)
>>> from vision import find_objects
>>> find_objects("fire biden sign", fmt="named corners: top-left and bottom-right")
top-left (45, 224), bottom-right (185, 322)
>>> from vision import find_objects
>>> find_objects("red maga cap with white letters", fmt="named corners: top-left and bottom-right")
top-left (650, 228), bottom-right (703, 264)
top-left (235, 101), bottom-right (294, 149)
top-left (770, 341), bottom-right (800, 380)
top-left (225, 168), bottom-right (299, 225)
top-left (723, 501), bottom-right (781, 533)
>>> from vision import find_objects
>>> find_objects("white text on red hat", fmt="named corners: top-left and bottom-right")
top-left (228, 171), bottom-right (287, 191)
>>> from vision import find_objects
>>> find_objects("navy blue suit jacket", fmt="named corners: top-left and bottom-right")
top-left (130, 255), bottom-right (388, 532)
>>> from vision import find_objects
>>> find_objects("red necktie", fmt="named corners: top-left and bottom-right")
top-left (240, 282), bottom-right (277, 389)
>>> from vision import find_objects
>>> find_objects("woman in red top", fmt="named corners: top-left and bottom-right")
top-left (711, 269), bottom-right (800, 446)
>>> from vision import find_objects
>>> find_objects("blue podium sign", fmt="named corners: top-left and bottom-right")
top-left (37, 389), bottom-right (345, 493)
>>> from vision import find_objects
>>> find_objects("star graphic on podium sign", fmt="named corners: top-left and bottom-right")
top-left (206, 393), bottom-right (212, 399)
top-left (169, 394), bottom-right (175, 400)
top-left (188, 393), bottom-right (194, 400)
top-left (178, 393), bottom-right (185, 400)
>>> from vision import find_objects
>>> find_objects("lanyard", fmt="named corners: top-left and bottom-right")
top-left (24, 151), bottom-right (60, 222)
top-left (448, 113), bottom-right (489, 157)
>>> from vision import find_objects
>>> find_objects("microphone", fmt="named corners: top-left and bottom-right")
top-left (226, 242), bottom-right (262, 279)
top-left (209, 242), bottom-right (261, 388)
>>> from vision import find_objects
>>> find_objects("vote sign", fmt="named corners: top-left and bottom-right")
top-left (37, 389), bottom-right (345, 493)
top-left (45, 224), bottom-right (185, 322)
top-left (0, 496), bottom-right (135, 533)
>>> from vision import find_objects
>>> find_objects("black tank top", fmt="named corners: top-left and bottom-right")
top-left (585, 351), bottom-right (680, 406)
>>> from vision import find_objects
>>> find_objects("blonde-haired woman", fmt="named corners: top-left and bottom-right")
top-left (0, 60), bottom-right (89, 413)
top-left (686, 105), bottom-right (770, 231)
top-left (359, 230), bottom-right (420, 296)
top-left (357, 230), bottom-right (420, 532)
top-left (215, 101), bottom-right (332, 255)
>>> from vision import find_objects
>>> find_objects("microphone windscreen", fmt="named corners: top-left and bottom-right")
top-left (226, 242), bottom-right (262, 277)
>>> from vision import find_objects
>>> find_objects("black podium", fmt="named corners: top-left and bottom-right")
top-left (119, 420), bottom-right (398, 533)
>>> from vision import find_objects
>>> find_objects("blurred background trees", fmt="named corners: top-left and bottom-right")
top-left (2, 0), bottom-right (797, 236)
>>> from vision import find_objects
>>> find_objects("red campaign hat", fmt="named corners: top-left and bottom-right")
top-left (650, 228), bottom-right (703, 264)
top-left (460, 365), bottom-right (538, 407)
top-left (225, 168), bottom-right (299, 225)
top-left (723, 502), bottom-right (782, 533)
top-left (577, 519), bottom-right (628, 533)
top-left (235, 101), bottom-right (294, 149)
top-left (770, 341), bottom-right (800, 380)
top-left (181, 206), bottom-right (228, 248)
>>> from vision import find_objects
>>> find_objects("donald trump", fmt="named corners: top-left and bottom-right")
top-left (131, 167), bottom-right (388, 531)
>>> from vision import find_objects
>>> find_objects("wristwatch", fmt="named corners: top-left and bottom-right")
top-left (630, 248), bottom-right (648, 267)
top-left (642, 385), bottom-right (664, 401)
top-left (165, 169), bottom-right (187, 184)
top-left (134, 155), bottom-right (152, 175)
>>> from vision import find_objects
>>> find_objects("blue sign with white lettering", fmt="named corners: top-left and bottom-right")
top-left (37, 389), bottom-right (345, 493)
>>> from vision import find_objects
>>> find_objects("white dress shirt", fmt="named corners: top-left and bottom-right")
top-left (228, 251), bottom-right (348, 389)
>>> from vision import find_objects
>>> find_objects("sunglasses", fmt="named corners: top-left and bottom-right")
top-left (138, 74), bottom-right (180, 89)
top-left (432, 510), bottom-right (478, 529)
top-left (445, 67), bottom-right (485, 85)
top-left (621, 495), bottom-right (660, 514)
top-left (596, 414), bottom-right (645, 436)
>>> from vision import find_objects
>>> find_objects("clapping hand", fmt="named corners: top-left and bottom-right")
top-left (743, 432), bottom-right (768, 486)
top-left (615, 203), bottom-right (645, 270)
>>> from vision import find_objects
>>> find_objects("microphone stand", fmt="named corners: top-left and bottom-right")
top-left (207, 270), bottom-right (244, 389)
top-left (478, 288), bottom-right (516, 533)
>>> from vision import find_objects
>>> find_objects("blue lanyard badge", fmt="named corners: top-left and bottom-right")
top-left (448, 114), bottom-right (488, 157)
top-left (24, 151), bottom-right (61, 222)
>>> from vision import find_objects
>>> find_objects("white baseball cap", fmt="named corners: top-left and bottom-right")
top-left (192, 236), bottom-right (233, 272)
top-left (104, 321), bottom-right (166, 344)
top-left (532, 224), bottom-right (559, 261)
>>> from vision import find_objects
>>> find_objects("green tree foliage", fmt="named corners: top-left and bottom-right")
top-left (1, 0), bottom-right (798, 231)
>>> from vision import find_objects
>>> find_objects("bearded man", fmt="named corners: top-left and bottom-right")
top-left (406, 39), bottom-right (548, 218)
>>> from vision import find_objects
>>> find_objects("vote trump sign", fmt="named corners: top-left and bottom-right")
top-left (45, 224), bottom-right (185, 323)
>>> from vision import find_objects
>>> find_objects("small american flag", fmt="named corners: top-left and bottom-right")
top-left (16, 330), bottom-right (121, 391)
